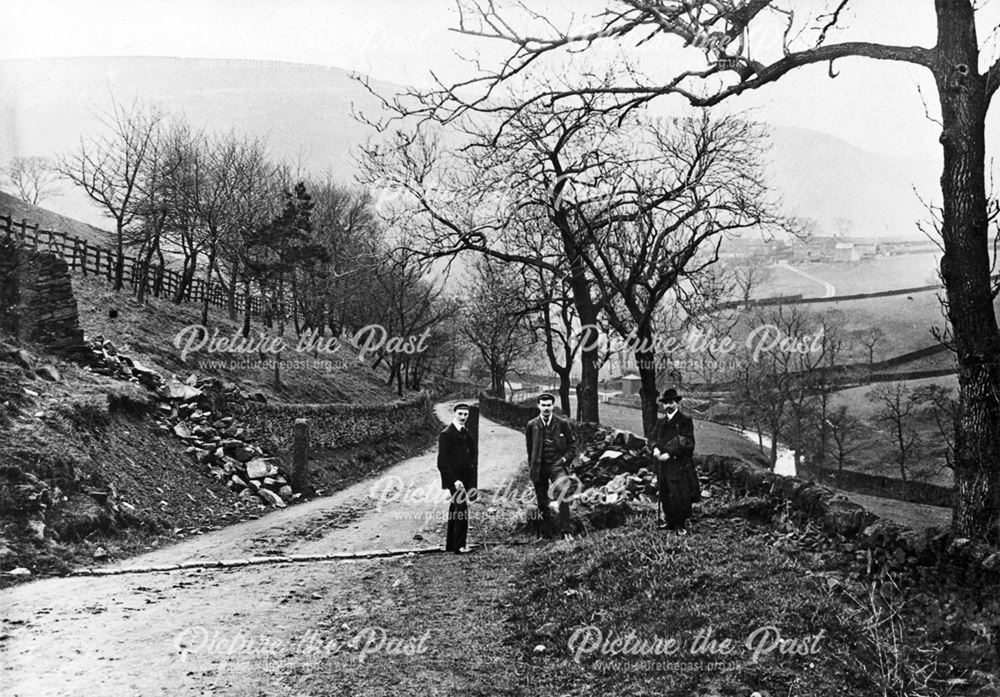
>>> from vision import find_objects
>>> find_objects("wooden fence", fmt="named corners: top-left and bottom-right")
top-left (0, 214), bottom-right (268, 318)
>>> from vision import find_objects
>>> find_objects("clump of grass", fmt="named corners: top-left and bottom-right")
top-left (104, 382), bottom-right (153, 416)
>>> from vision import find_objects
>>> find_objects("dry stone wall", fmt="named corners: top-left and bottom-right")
top-left (242, 394), bottom-right (434, 452)
top-left (0, 237), bottom-right (84, 353)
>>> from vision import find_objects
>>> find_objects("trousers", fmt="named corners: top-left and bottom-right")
top-left (445, 487), bottom-right (469, 552)
top-left (533, 464), bottom-right (571, 536)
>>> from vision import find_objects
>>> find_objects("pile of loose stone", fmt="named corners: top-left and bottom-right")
top-left (568, 426), bottom-right (694, 505)
top-left (84, 335), bottom-right (297, 508)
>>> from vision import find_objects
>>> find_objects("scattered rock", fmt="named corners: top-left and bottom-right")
top-left (161, 380), bottom-right (203, 402)
top-left (34, 365), bottom-right (62, 381)
top-left (245, 458), bottom-right (278, 480)
top-left (257, 488), bottom-right (286, 508)
top-left (26, 519), bottom-right (46, 542)
top-left (228, 446), bottom-right (257, 463)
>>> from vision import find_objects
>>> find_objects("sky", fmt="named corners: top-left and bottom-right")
top-left (1, 1), bottom-right (998, 160)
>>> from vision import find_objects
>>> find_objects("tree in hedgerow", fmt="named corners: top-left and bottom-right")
top-left (826, 405), bottom-right (869, 472)
top-left (867, 382), bottom-right (922, 483)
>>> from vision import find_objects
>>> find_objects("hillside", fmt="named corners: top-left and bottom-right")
top-left (0, 196), bottom-right (438, 583)
top-left (765, 126), bottom-right (938, 236)
top-left (0, 56), bottom-right (959, 236)
top-left (0, 56), bottom-right (396, 227)
top-left (0, 190), bottom-right (109, 248)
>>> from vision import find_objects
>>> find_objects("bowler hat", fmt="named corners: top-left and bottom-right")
top-left (658, 388), bottom-right (682, 404)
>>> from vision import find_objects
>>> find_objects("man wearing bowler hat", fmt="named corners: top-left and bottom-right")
top-left (526, 392), bottom-right (576, 539)
top-left (651, 388), bottom-right (698, 532)
top-left (437, 403), bottom-right (476, 553)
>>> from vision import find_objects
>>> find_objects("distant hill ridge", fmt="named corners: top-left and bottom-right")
top-left (0, 55), bottom-right (949, 235)
top-left (0, 190), bottom-right (109, 247)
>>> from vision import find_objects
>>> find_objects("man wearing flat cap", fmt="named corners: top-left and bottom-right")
top-left (437, 403), bottom-right (477, 553)
top-left (525, 393), bottom-right (576, 539)
top-left (651, 388), bottom-right (698, 532)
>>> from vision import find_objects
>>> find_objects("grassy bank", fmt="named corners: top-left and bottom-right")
top-left (288, 472), bottom-right (998, 696)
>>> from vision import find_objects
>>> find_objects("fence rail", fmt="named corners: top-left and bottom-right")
top-left (0, 214), bottom-right (272, 318)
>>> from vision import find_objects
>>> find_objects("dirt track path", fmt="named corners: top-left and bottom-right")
top-left (1, 403), bottom-right (525, 697)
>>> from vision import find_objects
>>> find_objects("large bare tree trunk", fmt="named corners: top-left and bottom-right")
top-left (636, 347), bottom-right (659, 439)
top-left (555, 366), bottom-right (572, 416)
top-left (564, 247), bottom-right (600, 423)
top-left (934, 0), bottom-right (1000, 543)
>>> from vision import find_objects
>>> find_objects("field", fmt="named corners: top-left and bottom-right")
top-left (799, 290), bottom-right (950, 363)
top-left (737, 253), bottom-right (998, 365)
top-left (826, 376), bottom-right (957, 486)
top-left (753, 253), bottom-right (941, 299)
top-left (756, 263), bottom-right (827, 298)
top-left (798, 253), bottom-right (941, 295)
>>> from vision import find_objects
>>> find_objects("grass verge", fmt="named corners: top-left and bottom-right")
top-left (285, 474), bottom-right (997, 696)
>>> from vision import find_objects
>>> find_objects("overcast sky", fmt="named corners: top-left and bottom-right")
top-left (2, 0), bottom-right (998, 160)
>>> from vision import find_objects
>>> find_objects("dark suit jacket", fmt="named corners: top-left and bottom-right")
top-left (652, 411), bottom-right (695, 464)
top-left (525, 415), bottom-right (576, 482)
top-left (437, 423), bottom-right (477, 491)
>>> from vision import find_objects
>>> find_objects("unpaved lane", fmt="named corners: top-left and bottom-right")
top-left (778, 261), bottom-right (837, 298)
top-left (1, 403), bottom-right (526, 697)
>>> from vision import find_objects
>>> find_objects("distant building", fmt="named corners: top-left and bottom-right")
top-left (620, 374), bottom-right (642, 396)
top-left (833, 242), bottom-right (861, 262)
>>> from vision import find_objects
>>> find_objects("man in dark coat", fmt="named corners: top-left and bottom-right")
top-left (437, 403), bottom-right (476, 553)
top-left (525, 393), bottom-right (576, 539)
top-left (651, 388), bottom-right (698, 532)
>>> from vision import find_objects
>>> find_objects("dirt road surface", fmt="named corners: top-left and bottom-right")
top-left (1, 401), bottom-right (944, 696)
top-left (1, 402), bottom-right (525, 697)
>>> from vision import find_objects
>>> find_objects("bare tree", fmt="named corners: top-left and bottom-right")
top-left (857, 327), bottom-right (885, 369)
top-left (461, 255), bottom-right (535, 399)
top-left (360, 88), bottom-right (780, 430)
top-left (3, 156), bottom-right (59, 205)
top-left (570, 112), bottom-right (781, 436)
top-left (868, 382), bottom-right (922, 483)
top-left (912, 382), bottom-right (959, 473)
top-left (732, 304), bottom-right (829, 468)
top-left (394, 0), bottom-right (1000, 543)
top-left (57, 98), bottom-right (164, 290)
top-left (811, 311), bottom-right (848, 462)
top-left (513, 217), bottom-right (581, 415)
top-left (827, 405), bottom-right (869, 472)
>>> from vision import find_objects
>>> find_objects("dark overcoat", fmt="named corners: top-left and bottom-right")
top-left (651, 411), bottom-right (698, 525)
top-left (437, 423), bottom-right (477, 491)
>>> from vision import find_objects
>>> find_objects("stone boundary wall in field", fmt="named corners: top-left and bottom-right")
top-left (243, 393), bottom-right (435, 451)
top-left (798, 460), bottom-right (953, 508)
